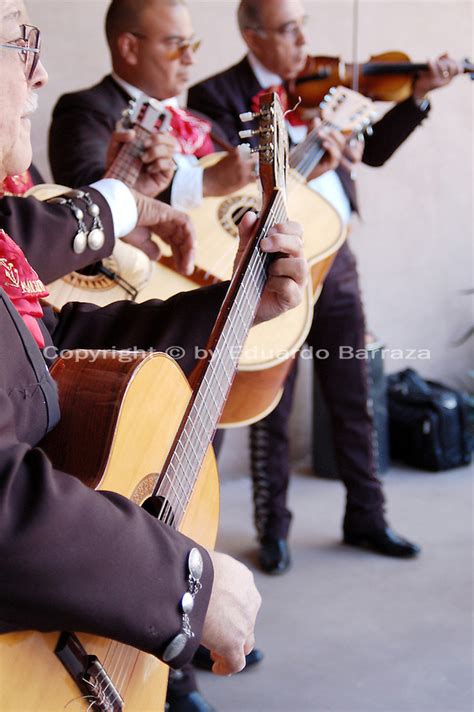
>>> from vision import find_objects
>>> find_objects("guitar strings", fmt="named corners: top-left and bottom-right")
top-left (198, 119), bottom-right (331, 282)
top-left (102, 197), bottom-right (288, 702)
top-left (155, 197), bottom-right (286, 525)
top-left (154, 195), bottom-right (287, 527)
top-left (101, 101), bottom-right (369, 697)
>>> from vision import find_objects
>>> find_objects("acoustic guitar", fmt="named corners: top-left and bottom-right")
top-left (29, 88), bottom-right (374, 426)
top-left (0, 91), bottom-right (289, 711)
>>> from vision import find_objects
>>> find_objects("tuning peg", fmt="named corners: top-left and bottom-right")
top-left (239, 128), bottom-right (258, 139)
top-left (240, 110), bottom-right (259, 122)
top-left (323, 94), bottom-right (333, 102)
top-left (250, 144), bottom-right (273, 156)
top-left (237, 143), bottom-right (252, 160)
top-left (329, 87), bottom-right (337, 94)
top-left (319, 101), bottom-right (327, 109)
top-left (365, 126), bottom-right (374, 136)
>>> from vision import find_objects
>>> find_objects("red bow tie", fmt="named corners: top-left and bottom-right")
top-left (165, 106), bottom-right (214, 158)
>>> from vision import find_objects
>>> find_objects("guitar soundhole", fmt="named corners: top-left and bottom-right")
top-left (142, 495), bottom-right (175, 526)
top-left (61, 256), bottom-right (120, 292)
top-left (218, 195), bottom-right (260, 238)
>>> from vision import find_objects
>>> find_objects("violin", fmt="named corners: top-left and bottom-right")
top-left (287, 51), bottom-right (474, 107)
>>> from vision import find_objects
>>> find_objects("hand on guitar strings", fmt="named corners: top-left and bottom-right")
top-left (123, 190), bottom-right (196, 275)
top-left (107, 128), bottom-right (178, 196)
top-left (235, 212), bottom-right (308, 325)
top-left (201, 551), bottom-right (262, 675)
top-left (203, 147), bottom-right (258, 197)
top-left (306, 118), bottom-right (347, 181)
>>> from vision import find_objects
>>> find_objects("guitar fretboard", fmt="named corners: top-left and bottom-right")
top-left (289, 126), bottom-right (326, 180)
top-left (154, 191), bottom-right (288, 526)
top-left (104, 124), bottom-right (151, 187)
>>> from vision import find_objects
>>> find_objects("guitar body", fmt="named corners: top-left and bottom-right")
top-left (0, 352), bottom-right (219, 712)
top-left (27, 176), bottom-right (342, 426)
top-left (185, 166), bottom-right (344, 286)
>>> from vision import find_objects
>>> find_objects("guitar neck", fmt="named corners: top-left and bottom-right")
top-left (154, 191), bottom-right (287, 526)
top-left (104, 124), bottom-right (152, 187)
top-left (289, 127), bottom-right (325, 180)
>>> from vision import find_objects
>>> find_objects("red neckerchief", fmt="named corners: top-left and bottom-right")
top-left (0, 229), bottom-right (49, 348)
top-left (250, 85), bottom-right (307, 127)
top-left (0, 170), bottom-right (34, 197)
top-left (165, 106), bottom-right (214, 157)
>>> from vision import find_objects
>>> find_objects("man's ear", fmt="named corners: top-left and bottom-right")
top-left (116, 32), bottom-right (140, 66)
top-left (242, 28), bottom-right (261, 56)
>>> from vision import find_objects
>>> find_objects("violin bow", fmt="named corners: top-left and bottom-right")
top-left (351, 0), bottom-right (360, 93)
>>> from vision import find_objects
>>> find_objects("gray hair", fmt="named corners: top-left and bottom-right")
top-left (237, 0), bottom-right (262, 33)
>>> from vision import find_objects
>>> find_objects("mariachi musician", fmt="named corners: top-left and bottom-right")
top-left (188, 0), bottom-right (461, 574)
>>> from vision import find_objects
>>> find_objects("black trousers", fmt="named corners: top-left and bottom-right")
top-left (250, 242), bottom-right (386, 540)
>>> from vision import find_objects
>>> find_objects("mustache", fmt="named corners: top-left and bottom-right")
top-left (23, 93), bottom-right (39, 116)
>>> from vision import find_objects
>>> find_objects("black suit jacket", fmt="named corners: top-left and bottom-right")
top-left (188, 56), bottom-right (431, 211)
top-left (49, 74), bottom-right (224, 203)
top-left (0, 194), bottom-right (239, 666)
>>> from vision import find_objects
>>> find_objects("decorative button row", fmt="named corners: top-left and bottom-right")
top-left (162, 548), bottom-right (203, 664)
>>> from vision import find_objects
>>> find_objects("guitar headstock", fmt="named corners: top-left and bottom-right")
top-left (239, 91), bottom-right (288, 210)
top-left (319, 86), bottom-right (378, 135)
top-left (119, 94), bottom-right (172, 135)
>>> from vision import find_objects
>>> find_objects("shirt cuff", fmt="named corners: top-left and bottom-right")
top-left (170, 164), bottom-right (204, 211)
top-left (90, 178), bottom-right (138, 238)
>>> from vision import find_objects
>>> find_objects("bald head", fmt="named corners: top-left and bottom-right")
top-left (105, 0), bottom-right (186, 48)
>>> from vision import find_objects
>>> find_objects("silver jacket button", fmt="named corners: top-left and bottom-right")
top-left (73, 230), bottom-right (87, 254)
top-left (163, 632), bottom-right (188, 663)
top-left (181, 592), bottom-right (194, 614)
top-left (88, 228), bottom-right (105, 251)
top-left (188, 548), bottom-right (203, 580)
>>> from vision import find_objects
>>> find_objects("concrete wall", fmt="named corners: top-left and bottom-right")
top-left (27, 0), bottom-right (473, 467)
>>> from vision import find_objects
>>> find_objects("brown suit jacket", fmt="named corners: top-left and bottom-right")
top-left (0, 195), bottom-right (233, 666)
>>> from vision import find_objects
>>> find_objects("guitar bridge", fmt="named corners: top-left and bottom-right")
top-left (55, 632), bottom-right (124, 711)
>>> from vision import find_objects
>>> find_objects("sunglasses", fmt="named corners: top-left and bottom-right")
top-left (130, 32), bottom-right (201, 60)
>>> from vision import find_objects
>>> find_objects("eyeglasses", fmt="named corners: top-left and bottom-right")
top-left (0, 24), bottom-right (41, 81)
top-left (130, 32), bottom-right (201, 60)
top-left (254, 15), bottom-right (309, 39)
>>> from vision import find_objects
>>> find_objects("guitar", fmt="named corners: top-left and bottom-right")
top-left (181, 85), bottom-right (376, 290)
top-left (27, 96), bottom-right (172, 307)
top-left (0, 91), bottom-right (290, 711)
top-left (29, 88), bottom-right (374, 426)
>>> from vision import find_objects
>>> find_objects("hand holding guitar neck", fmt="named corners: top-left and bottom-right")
top-left (305, 118), bottom-right (347, 180)
top-left (105, 95), bottom-right (176, 197)
top-left (235, 212), bottom-right (307, 325)
top-left (107, 129), bottom-right (177, 197)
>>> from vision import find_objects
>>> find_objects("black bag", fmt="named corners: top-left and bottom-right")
top-left (387, 369), bottom-right (472, 471)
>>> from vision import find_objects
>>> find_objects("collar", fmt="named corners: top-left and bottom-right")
top-left (111, 73), bottom-right (181, 109)
top-left (111, 72), bottom-right (143, 101)
top-left (247, 52), bottom-right (283, 89)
